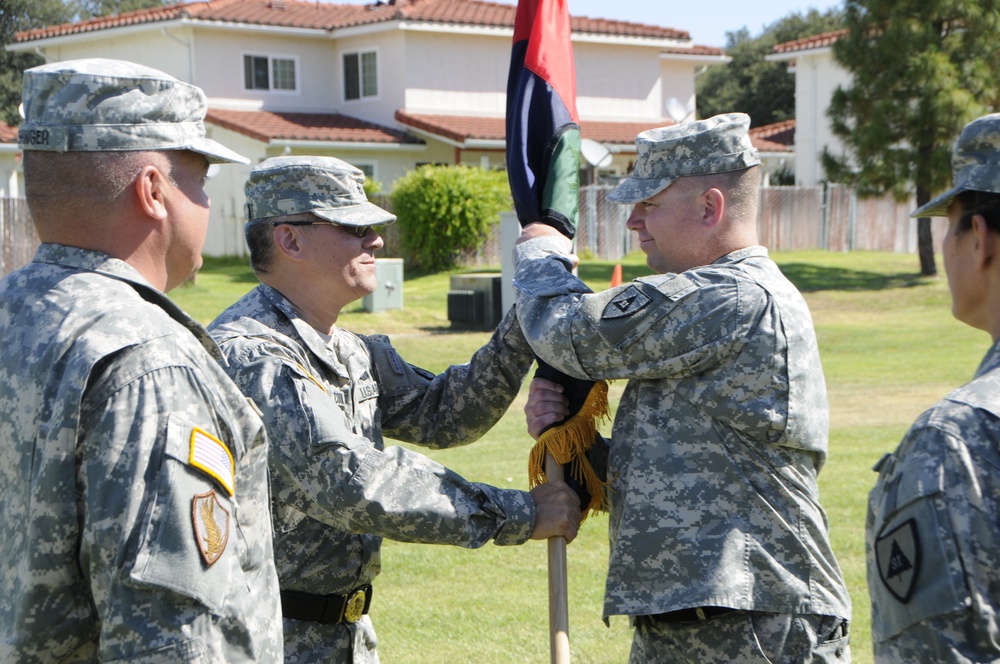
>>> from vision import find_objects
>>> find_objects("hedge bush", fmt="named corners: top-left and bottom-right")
top-left (390, 165), bottom-right (511, 272)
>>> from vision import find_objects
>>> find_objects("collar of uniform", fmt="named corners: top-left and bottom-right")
top-left (257, 284), bottom-right (351, 379)
top-left (32, 242), bottom-right (222, 360)
top-left (710, 245), bottom-right (769, 266)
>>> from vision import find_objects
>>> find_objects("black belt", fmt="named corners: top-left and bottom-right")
top-left (649, 606), bottom-right (737, 624)
top-left (280, 586), bottom-right (373, 625)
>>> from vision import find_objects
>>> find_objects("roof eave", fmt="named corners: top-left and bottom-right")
top-left (765, 45), bottom-right (833, 62)
top-left (9, 17), bottom-right (336, 51)
top-left (269, 139), bottom-right (427, 152)
top-left (659, 52), bottom-right (730, 64)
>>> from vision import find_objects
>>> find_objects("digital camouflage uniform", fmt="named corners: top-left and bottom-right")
top-left (210, 286), bottom-right (537, 663)
top-left (867, 340), bottom-right (1000, 662)
top-left (0, 58), bottom-right (281, 662)
top-left (210, 154), bottom-right (540, 663)
top-left (514, 114), bottom-right (851, 662)
top-left (0, 246), bottom-right (282, 661)
top-left (866, 113), bottom-right (1000, 663)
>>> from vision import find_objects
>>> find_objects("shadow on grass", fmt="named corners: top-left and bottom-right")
top-left (198, 256), bottom-right (258, 284)
top-left (777, 263), bottom-right (933, 293)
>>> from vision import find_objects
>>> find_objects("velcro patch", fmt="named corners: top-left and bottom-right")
top-left (192, 490), bottom-right (230, 567)
top-left (602, 286), bottom-right (651, 319)
top-left (189, 427), bottom-right (235, 496)
top-left (876, 518), bottom-right (921, 603)
top-left (386, 348), bottom-right (405, 375)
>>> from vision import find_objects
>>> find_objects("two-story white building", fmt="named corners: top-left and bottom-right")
top-left (6, 0), bottom-right (732, 255)
top-left (765, 30), bottom-right (851, 187)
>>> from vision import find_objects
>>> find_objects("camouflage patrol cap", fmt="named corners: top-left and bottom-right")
top-left (910, 113), bottom-right (1000, 218)
top-left (244, 156), bottom-right (396, 227)
top-left (607, 112), bottom-right (760, 204)
top-left (18, 58), bottom-right (248, 164)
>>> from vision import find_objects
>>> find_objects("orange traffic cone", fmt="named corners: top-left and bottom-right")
top-left (610, 264), bottom-right (622, 288)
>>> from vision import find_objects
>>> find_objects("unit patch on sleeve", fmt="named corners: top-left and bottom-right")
top-left (189, 427), bottom-right (235, 496)
top-left (876, 518), bottom-right (921, 603)
top-left (602, 285), bottom-right (652, 319)
top-left (191, 490), bottom-right (230, 567)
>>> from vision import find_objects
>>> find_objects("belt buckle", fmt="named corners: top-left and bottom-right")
top-left (343, 588), bottom-right (367, 624)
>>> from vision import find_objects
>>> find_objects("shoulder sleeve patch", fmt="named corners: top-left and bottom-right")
top-left (189, 427), bottom-right (235, 496)
top-left (601, 285), bottom-right (652, 319)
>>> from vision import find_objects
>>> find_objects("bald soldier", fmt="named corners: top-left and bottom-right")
top-left (520, 113), bottom-right (852, 662)
top-left (209, 155), bottom-right (581, 662)
top-left (867, 113), bottom-right (1000, 662)
top-left (0, 59), bottom-right (281, 660)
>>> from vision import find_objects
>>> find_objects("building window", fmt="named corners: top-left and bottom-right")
top-left (343, 49), bottom-right (378, 101)
top-left (243, 54), bottom-right (298, 92)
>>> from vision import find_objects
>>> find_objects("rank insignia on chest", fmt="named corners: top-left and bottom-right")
top-left (602, 286), bottom-right (651, 319)
top-left (875, 517), bottom-right (921, 603)
top-left (189, 427), bottom-right (235, 496)
top-left (192, 490), bottom-right (230, 567)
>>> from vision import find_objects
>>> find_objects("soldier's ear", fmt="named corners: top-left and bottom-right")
top-left (134, 163), bottom-right (170, 222)
top-left (272, 223), bottom-right (306, 261)
top-left (699, 187), bottom-right (724, 227)
top-left (972, 214), bottom-right (996, 271)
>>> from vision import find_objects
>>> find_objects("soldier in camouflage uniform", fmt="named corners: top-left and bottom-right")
top-left (0, 59), bottom-right (282, 661)
top-left (866, 113), bottom-right (1000, 663)
top-left (208, 155), bottom-right (581, 663)
top-left (518, 113), bottom-right (852, 662)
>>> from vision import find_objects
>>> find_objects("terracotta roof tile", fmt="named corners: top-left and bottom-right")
top-left (206, 108), bottom-right (422, 144)
top-left (16, 0), bottom-right (689, 43)
top-left (749, 119), bottom-right (794, 152)
top-left (0, 122), bottom-right (18, 143)
top-left (395, 111), bottom-right (671, 146)
top-left (772, 29), bottom-right (846, 55)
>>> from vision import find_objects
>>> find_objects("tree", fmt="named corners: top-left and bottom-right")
top-left (0, 0), bottom-right (170, 125)
top-left (824, 0), bottom-right (1000, 276)
top-left (697, 9), bottom-right (845, 128)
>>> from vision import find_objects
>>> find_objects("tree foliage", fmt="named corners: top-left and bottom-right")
top-left (697, 9), bottom-right (845, 127)
top-left (391, 165), bottom-right (511, 273)
top-left (0, 0), bottom-right (169, 125)
top-left (824, 0), bottom-right (1000, 275)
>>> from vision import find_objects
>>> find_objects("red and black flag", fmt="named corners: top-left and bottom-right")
top-left (506, 0), bottom-right (607, 519)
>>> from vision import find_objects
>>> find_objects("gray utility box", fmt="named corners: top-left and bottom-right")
top-left (362, 258), bottom-right (404, 312)
top-left (447, 273), bottom-right (502, 330)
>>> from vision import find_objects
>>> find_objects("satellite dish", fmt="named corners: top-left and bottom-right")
top-left (665, 97), bottom-right (690, 123)
top-left (580, 138), bottom-right (612, 168)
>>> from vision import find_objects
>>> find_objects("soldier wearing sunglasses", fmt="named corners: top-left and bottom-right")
top-left (208, 155), bottom-right (581, 663)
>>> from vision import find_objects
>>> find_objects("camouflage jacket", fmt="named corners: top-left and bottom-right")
top-left (209, 284), bottom-right (536, 663)
top-left (514, 237), bottom-right (851, 621)
top-left (867, 338), bottom-right (1000, 663)
top-left (0, 244), bottom-right (282, 662)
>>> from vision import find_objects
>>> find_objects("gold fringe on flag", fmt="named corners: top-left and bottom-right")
top-left (528, 379), bottom-right (610, 520)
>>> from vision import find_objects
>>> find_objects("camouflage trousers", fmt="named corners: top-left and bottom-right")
top-left (629, 611), bottom-right (850, 663)
top-left (282, 615), bottom-right (380, 663)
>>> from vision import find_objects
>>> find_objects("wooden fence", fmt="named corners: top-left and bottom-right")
top-left (1, 184), bottom-right (948, 277)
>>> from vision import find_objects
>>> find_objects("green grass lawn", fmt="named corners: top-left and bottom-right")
top-left (170, 249), bottom-right (990, 663)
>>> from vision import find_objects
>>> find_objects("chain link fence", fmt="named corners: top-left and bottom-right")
top-left (1, 184), bottom-right (948, 278)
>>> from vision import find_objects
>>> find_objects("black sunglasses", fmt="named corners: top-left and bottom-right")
top-left (273, 220), bottom-right (378, 238)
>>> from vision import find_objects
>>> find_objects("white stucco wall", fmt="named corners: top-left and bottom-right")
top-left (791, 48), bottom-right (852, 186)
top-left (37, 26), bottom-right (192, 81)
top-left (402, 30), bottom-right (510, 116)
top-left (193, 27), bottom-right (335, 112)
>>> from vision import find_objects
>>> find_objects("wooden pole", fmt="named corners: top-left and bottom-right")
top-left (546, 453), bottom-right (571, 664)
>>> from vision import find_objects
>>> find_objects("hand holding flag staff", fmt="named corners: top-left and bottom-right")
top-left (505, 0), bottom-right (609, 661)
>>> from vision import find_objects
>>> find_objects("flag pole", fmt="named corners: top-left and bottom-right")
top-left (545, 453), bottom-right (571, 664)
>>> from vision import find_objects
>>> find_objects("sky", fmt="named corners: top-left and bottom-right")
top-left (324, 0), bottom-right (844, 48)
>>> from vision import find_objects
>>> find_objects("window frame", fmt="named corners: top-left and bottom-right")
top-left (341, 47), bottom-right (380, 103)
top-left (241, 52), bottom-right (300, 95)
